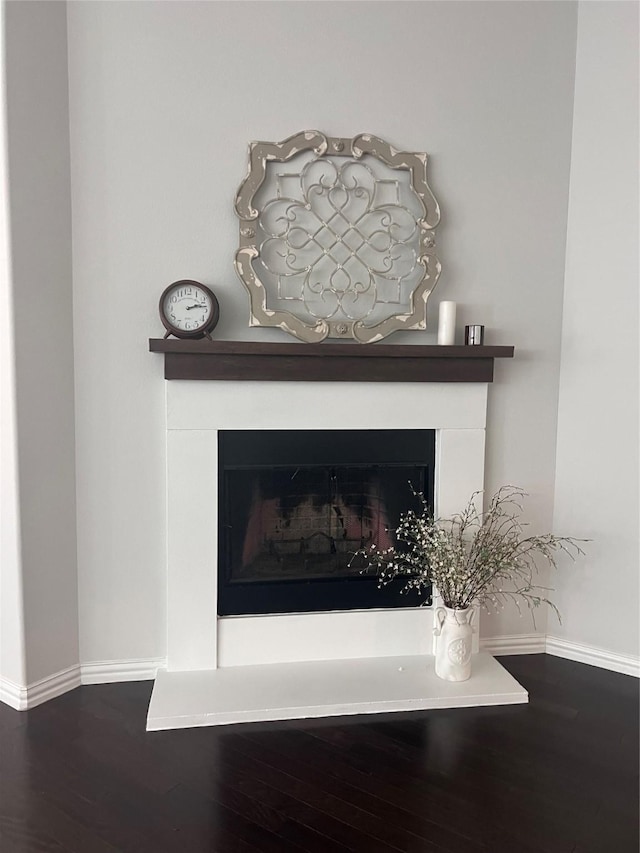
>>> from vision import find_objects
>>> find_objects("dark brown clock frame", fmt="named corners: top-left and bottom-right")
top-left (159, 280), bottom-right (220, 340)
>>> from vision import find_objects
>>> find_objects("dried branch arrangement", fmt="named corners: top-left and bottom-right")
top-left (353, 485), bottom-right (585, 622)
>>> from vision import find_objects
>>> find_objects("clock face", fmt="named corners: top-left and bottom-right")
top-left (160, 281), bottom-right (219, 338)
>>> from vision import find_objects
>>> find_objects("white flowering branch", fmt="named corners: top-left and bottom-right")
top-left (351, 485), bottom-right (586, 623)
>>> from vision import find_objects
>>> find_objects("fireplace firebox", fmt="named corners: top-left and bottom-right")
top-left (218, 429), bottom-right (435, 616)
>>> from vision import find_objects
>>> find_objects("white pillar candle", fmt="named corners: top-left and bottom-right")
top-left (437, 301), bottom-right (457, 345)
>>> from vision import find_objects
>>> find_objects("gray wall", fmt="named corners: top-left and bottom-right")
top-left (552, 1), bottom-right (639, 662)
top-left (3, 0), bottom-right (78, 684)
top-left (4, 1), bottom-right (636, 683)
top-left (66, 0), bottom-right (578, 663)
top-left (0, 0), bottom-right (26, 691)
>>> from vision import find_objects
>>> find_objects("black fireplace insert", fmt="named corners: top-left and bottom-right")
top-left (218, 429), bottom-right (435, 616)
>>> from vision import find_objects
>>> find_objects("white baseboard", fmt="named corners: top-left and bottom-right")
top-left (0, 658), bottom-right (166, 711)
top-left (80, 657), bottom-right (166, 685)
top-left (0, 664), bottom-right (81, 711)
top-left (545, 636), bottom-right (640, 678)
top-left (480, 633), bottom-right (546, 655)
top-left (3, 638), bottom-right (637, 714)
top-left (0, 676), bottom-right (25, 710)
top-left (482, 633), bottom-right (639, 678)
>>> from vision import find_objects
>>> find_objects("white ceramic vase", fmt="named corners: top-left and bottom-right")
top-left (433, 605), bottom-right (474, 682)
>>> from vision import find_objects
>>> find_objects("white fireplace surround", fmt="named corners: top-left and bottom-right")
top-left (147, 379), bottom-right (527, 729)
top-left (167, 380), bottom-right (487, 669)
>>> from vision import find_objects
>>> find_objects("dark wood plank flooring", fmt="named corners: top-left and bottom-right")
top-left (1, 655), bottom-right (638, 853)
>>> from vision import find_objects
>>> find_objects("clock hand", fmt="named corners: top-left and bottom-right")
top-left (186, 303), bottom-right (207, 310)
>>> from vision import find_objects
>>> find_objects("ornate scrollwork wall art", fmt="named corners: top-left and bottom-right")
top-left (234, 131), bottom-right (441, 343)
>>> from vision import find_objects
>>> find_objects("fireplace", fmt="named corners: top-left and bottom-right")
top-left (160, 379), bottom-right (490, 673)
top-left (145, 368), bottom-right (528, 730)
top-left (218, 429), bottom-right (435, 616)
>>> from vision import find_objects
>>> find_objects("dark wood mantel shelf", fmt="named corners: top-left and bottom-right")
top-left (149, 339), bottom-right (514, 382)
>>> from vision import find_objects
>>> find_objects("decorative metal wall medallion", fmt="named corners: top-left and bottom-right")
top-left (234, 131), bottom-right (441, 343)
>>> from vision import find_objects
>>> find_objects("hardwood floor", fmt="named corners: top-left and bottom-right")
top-left (1, 655), bottom-right (638, 853)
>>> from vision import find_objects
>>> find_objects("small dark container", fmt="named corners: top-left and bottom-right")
top-left (465, 324), bottom-right (484, 345)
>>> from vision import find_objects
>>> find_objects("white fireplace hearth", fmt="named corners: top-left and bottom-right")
top-left (147, 375), bottom-right (527, 731)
